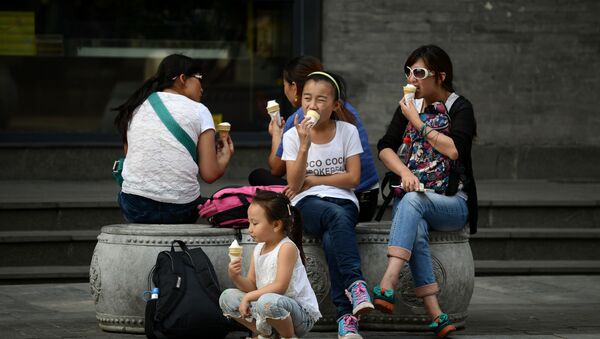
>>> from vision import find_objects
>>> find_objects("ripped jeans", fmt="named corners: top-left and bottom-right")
top-left (219, 289), bottom-right (315, 337)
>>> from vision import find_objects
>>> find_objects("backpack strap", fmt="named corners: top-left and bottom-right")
top-left (148, 93), bottom-right (198, 163)
top-left (375, 171), bottom-right (397, 222)
top-left (172, 240), bottom-right (221, 305)
top-left (153, 249), bottom-right (186, 322)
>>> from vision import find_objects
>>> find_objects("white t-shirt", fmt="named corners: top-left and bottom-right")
top-left (253, 238), bottom-right (322, 322)
top-left (122, 92), bottom-right (215, 203)
top-left (282, 120), bottom-right (363, 208)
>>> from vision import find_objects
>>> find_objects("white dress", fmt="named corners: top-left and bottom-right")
top-left (253, 237), bottom-right (322, 324)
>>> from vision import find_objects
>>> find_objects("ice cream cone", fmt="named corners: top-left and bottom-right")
top-left (403, 84), bottom-right (416, 104)
top-left (266, 100), bottom-right (281, 124)
top-left (306, 110), bottom-right (320, 126)
top-left (228, 239), bottom-right (243, 262)
top-left (217, 122), bottom-right (231, 139)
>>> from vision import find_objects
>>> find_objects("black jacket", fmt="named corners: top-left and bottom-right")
top-left (377, 96), bottom-right (478, 234)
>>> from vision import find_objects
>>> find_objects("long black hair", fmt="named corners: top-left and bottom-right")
top-left (304, 71), bottom-right (356, 125)
top-left (404, 44), bottom-right (454, 93)
top-left (113, 54), bottom-right (203, 143)
top-left (251, 190), bottom-right (306, 265)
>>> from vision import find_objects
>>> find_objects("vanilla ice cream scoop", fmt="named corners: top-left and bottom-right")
top-left (266, 100), bottom-right (281, 124)
top-left (228, 239), bottom-right (243, 262)
top-left (217, 122), bottom-right (231, 139)
top-left (403, 84), bottom-right (416, 104)
top-left (305, 110), bottom-right (320, 126)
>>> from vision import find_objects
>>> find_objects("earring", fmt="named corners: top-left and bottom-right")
top-left (294, 95), bottom-right (298, 103)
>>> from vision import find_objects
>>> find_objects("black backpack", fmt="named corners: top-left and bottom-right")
top-left (144, 240), bottom-right (239, 339)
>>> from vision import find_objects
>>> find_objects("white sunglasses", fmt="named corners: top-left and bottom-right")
top-left (405, 66), bottom-right (435, 80)
top-left (171, 74), bottom-right (203, 81)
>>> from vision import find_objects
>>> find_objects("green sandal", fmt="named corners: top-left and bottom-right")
top-left (372, 285), bottom-right (395, 314)
top-left (429, 313), bottom-right (456, 338)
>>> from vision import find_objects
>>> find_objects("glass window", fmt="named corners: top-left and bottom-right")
top-left (0, 0), bottom-right (303, 143)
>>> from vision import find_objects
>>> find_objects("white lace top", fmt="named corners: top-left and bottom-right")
top-left (253, 237), bottom-right (322, 321)
top-left (122, 92), bottom-right (215, 203)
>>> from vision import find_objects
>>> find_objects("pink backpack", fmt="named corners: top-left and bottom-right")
top-left (197, 185), bottom-right (286, 228)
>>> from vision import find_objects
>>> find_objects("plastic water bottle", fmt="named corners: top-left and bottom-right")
top-left (151, 287), bottom-right (159, 299)
top-left (398, 137), bottom-right (411, 164)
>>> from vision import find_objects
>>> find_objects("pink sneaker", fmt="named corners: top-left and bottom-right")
top-left (337, 314), bottom-right (362, 339)
top-left (346, 280), bottom-right (374, 316)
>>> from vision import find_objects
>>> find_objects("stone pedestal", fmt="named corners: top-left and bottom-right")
top-left (353, 223), bottom-right (474, 331)
top-left (90, 224), bottom-right (241, 333)
top-left (90, 223), bottom-right (473, 333)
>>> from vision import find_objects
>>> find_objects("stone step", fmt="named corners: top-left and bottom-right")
top-left (1, 179), bottom-right (599, 231)
top-left (1, 227), bottom-right (599, 268)
top-left (2, 145), bottom-right (600, 182)
top-left (470, 228), bottom-right (600, 261)
top-left (0, 230), bottom-right (98, 267)
top-left (2, 261), bottom-right (600, 284)
top-left (474, 260), bottom-right (600, 275)
top-left (0, 265), bottom-right (90, 283)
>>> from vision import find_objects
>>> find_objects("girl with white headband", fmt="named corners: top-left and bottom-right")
top-left (281, 71), bottom-right (374, 339)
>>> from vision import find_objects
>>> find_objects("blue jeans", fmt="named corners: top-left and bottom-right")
top-left (118, 192), bottom-right (201, 224)
top-left (296, 196), bottom-right (364, 319)
top-left (389, 192), bottom-right (468, 297)
top-left (219, 289), bottom-right (316, 337)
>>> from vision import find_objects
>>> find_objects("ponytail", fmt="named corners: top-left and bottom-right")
top-left (112, 54), bottom-right (202, 143)
top-left (288, 206), bottom-right (306, 265)
top-left (252, 190), bottom-right (307, 265)
top-left (113, 76), bottom-right (161, 143)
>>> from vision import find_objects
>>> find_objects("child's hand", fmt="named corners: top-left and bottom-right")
top-left (239, 295), bottom-right (252, 319)
top-left (294, 114), bottom-right (312, 150)
top-left (228, 257), bottom-right (242, 277)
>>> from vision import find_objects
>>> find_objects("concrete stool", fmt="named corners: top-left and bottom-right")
top-left (90, 223), bottom-right (473, 333)
top-left (90, 224), bottom-right (240, 333)
top-left (352, 223), bottom-right (473, 331)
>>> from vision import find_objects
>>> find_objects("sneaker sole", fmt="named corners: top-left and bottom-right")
top-left (339, 333), bottom-right (363, 339)
top-left (373, 299), bottom-right (394, 314)
top-left (352, 302), bottom-right (374, 316)
top-left (436, 324), bottom-right (457, 338)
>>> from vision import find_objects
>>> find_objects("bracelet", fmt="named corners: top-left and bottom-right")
top-left (419, 123), bottom-right (428, 136)
top-left (424, 126), bottom-right (435, 137)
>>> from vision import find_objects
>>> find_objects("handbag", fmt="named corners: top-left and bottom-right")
top-left (198, 185), bottom-right (286, 228)
top-left (112, 92), bottom-right (198, 186)
top-left (374, 102), bottom-right (452, 221)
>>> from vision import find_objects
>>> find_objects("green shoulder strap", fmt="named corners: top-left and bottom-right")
top-left (148, 93), bottom-right (198, 163)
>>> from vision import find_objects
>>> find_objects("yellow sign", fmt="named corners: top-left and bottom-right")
top-left (212, 113), bottom-right (223, 125)
top-left (0, 11), bottom-right (36, 56)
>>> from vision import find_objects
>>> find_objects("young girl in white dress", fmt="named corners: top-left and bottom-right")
top-left (219, 190), bottom-right (321, 339)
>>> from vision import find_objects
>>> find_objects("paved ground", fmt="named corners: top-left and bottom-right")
top-left (0, 275), bottom-right (599, 339)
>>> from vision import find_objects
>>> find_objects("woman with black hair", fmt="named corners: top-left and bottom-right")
top-left (114, 54), bottom-right (234, 224)
top-left (373, 45), bottom-right (478, 338)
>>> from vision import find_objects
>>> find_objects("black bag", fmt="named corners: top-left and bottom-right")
top-left (144, 240), bottom-right (236, 339)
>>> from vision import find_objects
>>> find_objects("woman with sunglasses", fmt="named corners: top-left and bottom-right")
top-left (249, 55), bottom-right (380, 222)
top-left (114, 54), bottom-right (234, 224)
top-left (373, 45), bottom-right (478, 338)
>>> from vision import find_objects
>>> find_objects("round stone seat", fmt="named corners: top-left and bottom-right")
top-left (90, 223), bottom-right (473, 333)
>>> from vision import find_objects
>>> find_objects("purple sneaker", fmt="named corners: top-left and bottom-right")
top-left (337, 314), bottom-right (362, 339)
top-left (346, 280), bottom-right (374, 316)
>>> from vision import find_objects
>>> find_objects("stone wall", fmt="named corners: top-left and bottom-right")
top-left (321, 0), bottom-right (600, 147)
